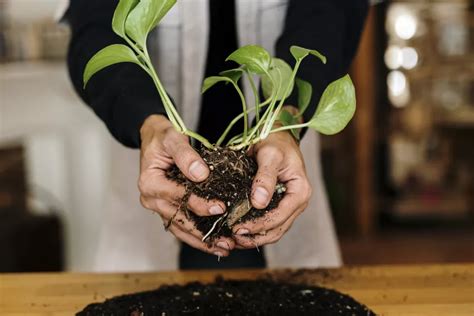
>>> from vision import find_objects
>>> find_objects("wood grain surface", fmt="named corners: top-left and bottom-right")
top-left (1, 264), bottom-right (473, 315)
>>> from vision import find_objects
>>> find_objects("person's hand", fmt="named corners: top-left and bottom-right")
top-left (138, 114), bottom-right (235, 257)
top-left (232, 108), bottom-right (312, 248)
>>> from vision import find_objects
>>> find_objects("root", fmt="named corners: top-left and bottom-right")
top-left (202, 214), bottom-right (226, 242)
top-left (165, 185), bottom-right (191, 231)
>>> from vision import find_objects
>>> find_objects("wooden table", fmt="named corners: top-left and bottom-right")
top-left (1, 264), bottom-right (473, 315)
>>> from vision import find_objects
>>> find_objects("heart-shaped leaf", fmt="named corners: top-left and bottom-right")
top-left (278, 109), bottom-right (300, 140)
top-left (308, 74), bottom-right (356, 135)
top-left (112, 0), bottom-right (139, 38)
top-left (219, 68), bottom-right (244, 84)
top-left (125, 0), bottom-right (176, 48)
top-left (290, 45), bottom-right (327, 64)
top-left (83, 44), bottom-right (140, 88)
top-left (226, 45), bottom-right (271, 75)
top-left (201, 76), bottom-right (234, 94)
top-left (261, 58), bottom-right (294, 101)
top-left (295, 78), bottom-right (312, 115)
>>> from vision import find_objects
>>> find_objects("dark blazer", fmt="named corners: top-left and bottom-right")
top-left (66, 0), bottom-right (369, 148)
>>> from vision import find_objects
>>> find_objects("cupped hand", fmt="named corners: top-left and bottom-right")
top-left (232, 116), bottom-right (312, 248)
top-left (138, 115), bottom-right (235, 257)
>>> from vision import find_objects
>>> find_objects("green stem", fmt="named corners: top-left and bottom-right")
top-left (217, 94), bottom-right (273, 147)
top-left (184, 130), bottom-right (214, 149)
top-left (143, 48), bottom-right (187, 132)
top-left (124, 37), bottom-right (182, 131)
top-left (269, 122), bottom-right (310, 134)
top-left (230, 82), bottom-right (248, 142)
top-left (125, 38), bottom-right (213, 148)
top-left (247, 70), bottom-right (278, 142)
top-left (261, 60), bottom-right (302, 139)
top-left (246, 71), bottom-right (260, 123)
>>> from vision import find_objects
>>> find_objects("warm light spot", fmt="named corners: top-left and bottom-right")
top-left (385, 45), bottom-right (403, 69)
top-left (395, 14), bottom-right (417, 40)
top-left (387, 71), bottom-right (407, 96)
top-left (388, 71), bottom-right (410, 108)
top-left (401, 47), bottom-right (418, 69)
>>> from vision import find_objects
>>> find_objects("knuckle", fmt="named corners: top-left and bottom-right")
top-left (302, 180), bottom-right (313, 202)
top-left (259, 145), bottom-right (284, 163)
top-left (140, 195), bottom-right (152, 210)
top-left (268, 234), bottom-right (282, 245)
top-left (138, 175), bottom-right (152, 195)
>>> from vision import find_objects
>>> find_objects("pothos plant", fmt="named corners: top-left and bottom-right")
top-left (84, 0), bottom-right (356, 242)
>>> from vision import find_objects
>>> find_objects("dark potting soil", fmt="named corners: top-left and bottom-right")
top-left (77, 278), bottom-right (376, 316)
top-left (166, 147), bottom-right (284, 241)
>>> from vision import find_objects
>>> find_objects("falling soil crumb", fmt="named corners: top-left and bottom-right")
top-left (166, 146), bottom-right (284, 241)
top-left (77, 277), bottom-right (376, 316)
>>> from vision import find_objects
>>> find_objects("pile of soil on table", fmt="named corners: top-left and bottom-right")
top-left (77, 278), bottom-right (376, 316)
top-left (166, 146), bottom-right (284, 240)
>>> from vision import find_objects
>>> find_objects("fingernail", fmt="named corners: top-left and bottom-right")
top-left (217, 241), bottom-right (230, 250)
top-left (189, 161), bottom-right (208, 180)
top-left (209, 205), bottom-right (224, 215)
top-left (253, 186), bottom-right (269, 207)
top-left (236, 228), bottom-right (250, 235)
top-left (214, 251), bottom-right (223, 257)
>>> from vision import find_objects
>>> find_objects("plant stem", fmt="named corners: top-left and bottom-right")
top-left (125, 38), bottom-right (213, 148)
top-left (185, 130), bottom-right (214, 149)
top-left (269, 122), bottom-right (310, 134)
top-left (261, 60), bottom-right (302, 139)
top-left (230, 81), bottom-right (249, 142)
top-left (246, 71), bottom-right (260, 123)
top-left (217, 96), bottom-right (272, 147)
top-left (143, 48), bottom-right (187, 132)
top-left (246, 70), bottom-right (278, 142)
top-left (124, 37), bottom-right (182, 131)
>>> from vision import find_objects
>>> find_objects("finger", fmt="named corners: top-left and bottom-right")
top-left (142, 198), bottom-right (203, 239)
top-left (188, 194), bottom-right (226, 217)
top-left (234, 205), bottom-right (304, 249)
top-left (168, 225), bottom-right (230, 257)
top-left (163, 133), bottom-right (209, 182)
top-left (233, 188), bottom-right (307, 235)
top-left (251, 146), bottom-right (283, 209)
top-left (139, 174), bottom-right (225, 217)
top-left (144, 198), bottom-right (234, 248)
top-left (139, 170), bottom-right (185, 201)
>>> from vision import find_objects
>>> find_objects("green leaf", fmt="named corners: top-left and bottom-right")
top-left (112, 0), bottom-right (139, 38)
top-left (290, 45), bottom-right (327, 64)
top-left (261, 58), bottom-right (294, 101)
top-left (278, 110), bottom-right (300, 140)
top-left (295, 78), bottom-right (312, 115)
top-left (308, 74), bottom-right (356, 135)
top-left (201, 76), bottom-right (234, 94)
top-left (83, 44), bottom-right (140, 88)
top-left (219, 68), bottom-right (244, 84)
top-left (125, 0), bottom-right (176, 48)
top-left (226, 45), bottom-right (271, 75)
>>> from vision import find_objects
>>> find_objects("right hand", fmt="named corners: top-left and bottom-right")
top-left (138, 115), bottom-right (235, 257)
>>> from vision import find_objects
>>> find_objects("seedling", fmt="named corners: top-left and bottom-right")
top-left (84, 0), bottom-right (356, 151)
top-left (83, 0), bottom-right (356, 241)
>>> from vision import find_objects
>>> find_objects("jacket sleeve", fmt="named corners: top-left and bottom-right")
top-left (277, 0), bottom-right (369, 128)
top-left (66, 0), bottom-right (166, 148)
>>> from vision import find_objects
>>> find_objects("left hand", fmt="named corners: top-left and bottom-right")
top-left (232, 113), bottom-right (312, 248)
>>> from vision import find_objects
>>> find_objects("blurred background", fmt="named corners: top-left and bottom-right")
top-left (0, 0), bottom-right (472, 272)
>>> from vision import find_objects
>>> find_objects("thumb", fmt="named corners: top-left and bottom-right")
top-left (165, 136), bottom-right (209, 182)
top-left (251, 149), bottom-right (281, 209)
